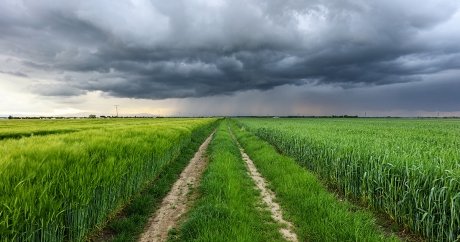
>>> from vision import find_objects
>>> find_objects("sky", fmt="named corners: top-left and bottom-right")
top-left (1, 0), bottom-right (459, 117)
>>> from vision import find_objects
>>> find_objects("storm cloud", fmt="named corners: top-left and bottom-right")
top-left (0, 0), bottom-right (460, 103)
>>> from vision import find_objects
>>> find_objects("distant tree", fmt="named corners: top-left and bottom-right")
top-left (8, 115), bottom-right (13, 119)
top-left (88, 114), bottom-right (96, 118)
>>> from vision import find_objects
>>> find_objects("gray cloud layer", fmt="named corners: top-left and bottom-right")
top-left (1, 0), bottom-right (459, 103)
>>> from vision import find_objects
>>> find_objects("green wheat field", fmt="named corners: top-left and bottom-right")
top-left (0, 118), bottom-right (459, 241)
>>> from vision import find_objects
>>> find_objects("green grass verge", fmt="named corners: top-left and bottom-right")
top-left (89, 123), bottom-right (217, 242)
top-left (171, 121), bottom-right (284, 242)
top-left (229, 120), bottom-right (400, 242)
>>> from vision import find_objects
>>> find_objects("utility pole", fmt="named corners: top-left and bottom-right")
top-left (114, 105), bottom-right (119, 117)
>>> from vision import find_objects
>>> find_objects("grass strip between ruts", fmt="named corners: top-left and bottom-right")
top-left (229, 120), bottom-right (400, 242)
top-left (171, 120), bottom-right (284, 242)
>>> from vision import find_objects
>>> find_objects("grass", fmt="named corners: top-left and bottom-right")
top-left (0, 118), bottom-right (205, 141)
top-left (229, 120), bottom-right (399, 241)
top-left (171, 120), bottom-right (284, 242)
top-left (0, 129), bottom-right (79, 140)
top-left (89, 122), bottom-right (217, 242)
top-left (0, 118), bottom-right (217, 242)
top-left (236, 118), bottom-right (460, 241)
top-left (3, 117), bottom-right (456, 241)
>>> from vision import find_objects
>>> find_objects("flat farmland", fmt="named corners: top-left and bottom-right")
top-left (1, 118), bottom-right (458, 241)
top-left (237, 118), bottom-right (460, 241)
top-left (0, 118), bottom-right (217, 241)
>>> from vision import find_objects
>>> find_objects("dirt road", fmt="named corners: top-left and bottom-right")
top-left (138, 132), bottom-right (214, 242)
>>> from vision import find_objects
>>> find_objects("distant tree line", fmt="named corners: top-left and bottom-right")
top-left (4, 115), bottom-right (163, 119)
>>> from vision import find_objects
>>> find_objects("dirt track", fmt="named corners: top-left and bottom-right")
top-left (138, 132), bottom-right (214, 242)
top-left (227, 127), bottom-right (298, 241)
top-left (239, 148), bottom-right (299, 242)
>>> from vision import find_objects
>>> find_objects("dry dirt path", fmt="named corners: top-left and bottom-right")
top-left (229, 128), bottom-right (298, 242)
top-left (239, 148), bottom-right (299, 242)
top-left (138, 132), bottom-right (214, 242)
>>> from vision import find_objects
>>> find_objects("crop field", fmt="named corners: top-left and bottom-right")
top-left (237, 118), bottom-right (460, 241)
top-left (0, 118), bottom-right (217, 241)
top-left (1, 118), bottom-right (458, 241)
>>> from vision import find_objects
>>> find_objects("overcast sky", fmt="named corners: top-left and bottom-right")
top-left (1, 0), bottom-right (459, 117)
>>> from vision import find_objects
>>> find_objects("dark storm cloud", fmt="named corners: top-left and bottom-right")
top-left (0, 0), bottom-right (459, 100)
top-left (30, 83), bottom-right (87, 97)
top-left (0, 70), bottom-right (28, 77)
top-left (294, 71), bottom-right (460, 113)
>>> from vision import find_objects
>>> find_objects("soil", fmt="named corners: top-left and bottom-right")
top-left (138, 132), bottom-right (214, 242)
top-left (239, 148), bottom-right (299, 242)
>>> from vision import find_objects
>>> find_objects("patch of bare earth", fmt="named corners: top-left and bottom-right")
top-left (239, 149), bottom-right (299, 242)
top-left (138, 132), bottom-right (214, 242)
top-left (228, 129), bottom-right (298, 242)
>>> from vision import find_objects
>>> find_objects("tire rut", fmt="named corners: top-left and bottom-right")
top-left (229, 128), bottom-right (299, 242)
top-left (138, 131), bottom-right (214, 242)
